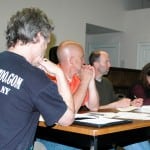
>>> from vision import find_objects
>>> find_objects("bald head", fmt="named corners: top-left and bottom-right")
top-left (57, 40), bottom-right (84, 63)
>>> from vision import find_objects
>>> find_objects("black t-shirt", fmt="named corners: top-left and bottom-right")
top-left (0, 51), bottom-right (67, 150)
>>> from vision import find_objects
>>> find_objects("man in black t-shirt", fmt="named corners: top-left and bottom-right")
top-left (0, 8), bottom-right (74, 150)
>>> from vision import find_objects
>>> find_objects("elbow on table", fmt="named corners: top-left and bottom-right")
top-left (88, 105), bottom-right (99, 112)
top-left (58, 108), bottom-right (75, 126)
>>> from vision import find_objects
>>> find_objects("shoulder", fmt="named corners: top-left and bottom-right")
top-left (102, 77), bottom-right (112, 84)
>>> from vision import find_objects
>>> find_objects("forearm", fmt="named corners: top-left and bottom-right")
top-left (87, 80), bottom-right (99, 111)
top-left (58, 108), bottom-right (75, 126)
top-left (100, 98), bottom-right (131, 109)
top-left (99, 101), bottom-right (118, 109)
top-left (55, 70), bottom-right (75, 126)
top-left (38, 59), bottom-right (74, 113)
top-left (55, 69), bottom-right (74, 113)
top-left (73, 80), bottom-right (89, 113)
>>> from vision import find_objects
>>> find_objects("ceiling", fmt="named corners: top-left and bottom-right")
top-left (123, 0), bottom-right (150, 10)
top-left (86, 24), bottom-right (121, 35)
top-left (86, 0), bottom-right (150, 35)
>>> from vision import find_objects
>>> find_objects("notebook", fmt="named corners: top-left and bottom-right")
top-left (74, 113), bottom-right (132, 128)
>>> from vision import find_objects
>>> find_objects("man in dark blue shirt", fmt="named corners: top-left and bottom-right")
top-left (0, 7), bottom-right (74, 150)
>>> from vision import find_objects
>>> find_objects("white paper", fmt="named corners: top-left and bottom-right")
top-left (75, 117), bottom-right (126, 125)
top-left (89, 112), bottom-right (117, 118)
top-left (135, 105), bottom-right (150, 114)
top-left (116, 106), bottom-right (138, 112)
top-left (75, 113), bottom-right (97, 119)
top-left (39, 115), bottom-right (45, 121)
top-left (116, 112), bottom-right (150, 120)
top-left (75, 110), bottom-right (150, 121)
top-left (75, 113), bottom-right (128, 125)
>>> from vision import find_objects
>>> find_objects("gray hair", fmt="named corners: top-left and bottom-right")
top-left (6, 7), bottom-right (53, 48)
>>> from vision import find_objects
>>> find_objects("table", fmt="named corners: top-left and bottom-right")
top-left (37, 111), bottom-right (150, 149)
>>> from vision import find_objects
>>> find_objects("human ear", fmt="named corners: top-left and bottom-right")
top-left (69, 56), bottom-right (75, 65)
top-left (33, 32), bottom-right (41, 43)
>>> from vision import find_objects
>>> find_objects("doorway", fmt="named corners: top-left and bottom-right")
top-left (85, 23), bottom-right (123, 67)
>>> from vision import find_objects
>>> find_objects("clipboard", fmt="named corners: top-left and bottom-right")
top-left (74, 117), bottom-right (132, 128)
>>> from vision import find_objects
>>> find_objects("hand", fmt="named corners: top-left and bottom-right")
top-left (79, 65), bottom-right (94, 83)
top-left (116, 98), bottom-right (131, 108)
top-left (130, 98), bottom-right (143, 107)
top-left (38, 58), bottom-right (62, 76)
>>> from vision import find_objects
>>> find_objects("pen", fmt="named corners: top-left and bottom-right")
top-left (75, 117), bottom-right (95, 120)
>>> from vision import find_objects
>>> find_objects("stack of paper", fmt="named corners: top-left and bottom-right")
top-left (115, 105), bottom-right (150, 120)
top-left (135, 105), bottom-right (150, 113)
top-left (39, 105), bottom-right (150, 124)
top-left (116, 112), bottom-right (150, 120)
top-left (116, 106), bottom-right (138, 112)
top-left (74, 113), bottom-right (132, 127)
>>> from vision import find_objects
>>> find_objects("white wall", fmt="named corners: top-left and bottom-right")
top-left (1, 0), bottom-right (149, 69)
top-left (122, 8), bottom-right (150, 69)
top-left (86, 32), bottom-right (124, 66)
top-left (86, 8), bottom-right (150, 69)
top-left (0, 0), bottom-right (125, 51)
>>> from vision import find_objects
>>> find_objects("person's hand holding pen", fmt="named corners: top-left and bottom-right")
top-left (130, 96), bottom-right (143, 107)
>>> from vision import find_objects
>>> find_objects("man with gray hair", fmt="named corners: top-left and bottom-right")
top-left (0, 8), bottom-right (74, 150)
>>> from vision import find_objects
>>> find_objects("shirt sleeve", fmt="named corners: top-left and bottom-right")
top-left (35, 82), bottom-right (67, 126)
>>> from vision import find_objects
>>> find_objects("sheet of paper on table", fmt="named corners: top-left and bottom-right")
top-left (115, 105), bottom-right (150, 120)
top-left (115, 112), bottom-right (150, 120)
top-left (88, 106), bottom-right (150, 120)
top-left (39, 115), bottom-right (44, 121)
top-left (135, 105), bottom-right (150, 113)
top-left (74, 113), bottom-right (132, 127)
top-left (39, 105), bottom-right (150, 123)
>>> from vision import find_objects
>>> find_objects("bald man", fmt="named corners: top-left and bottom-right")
top-left (36, 41), bottom-right (99, 150)
top-left (57, 40), bottom-right (99, 113)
